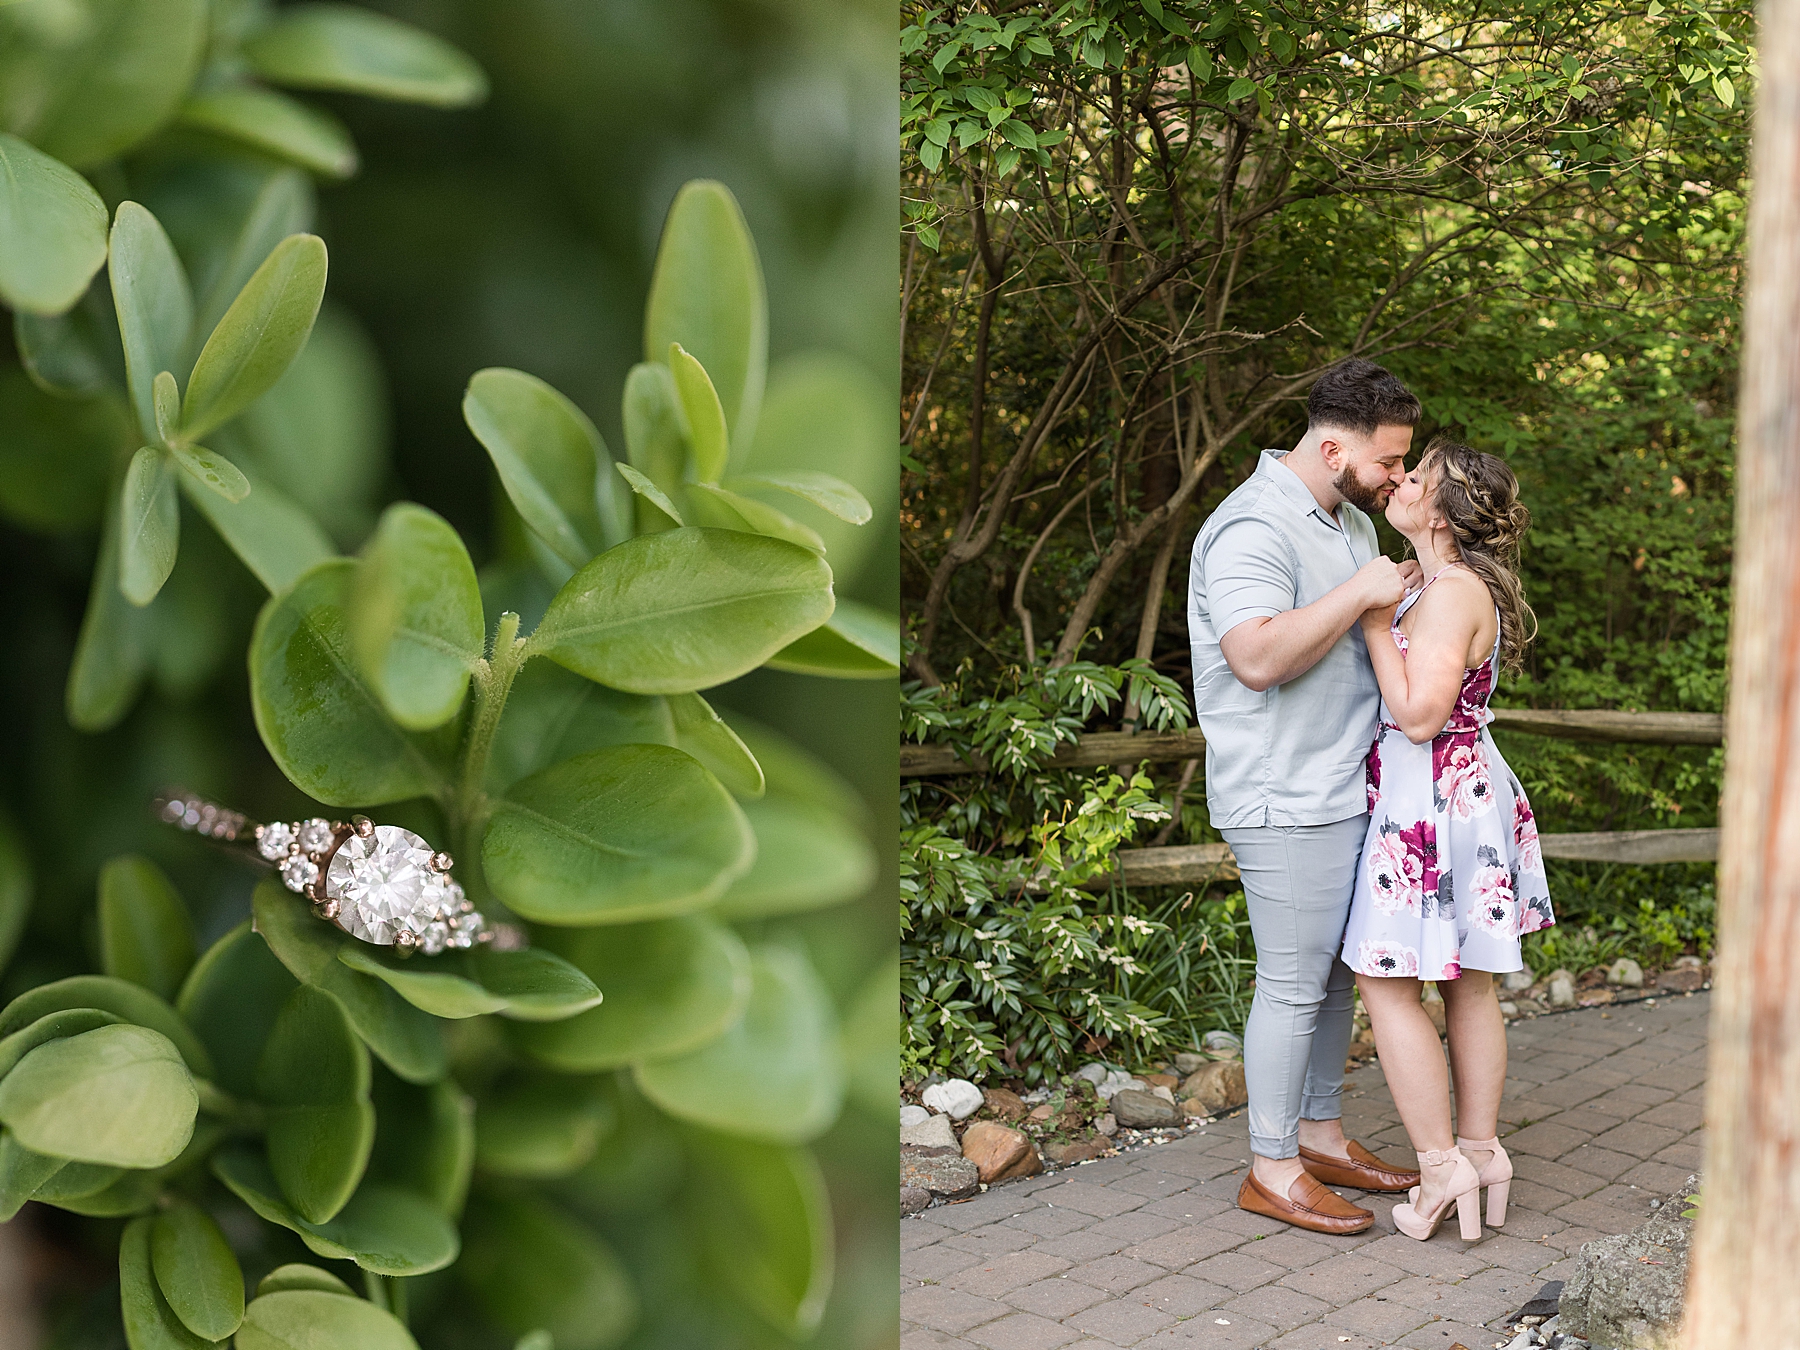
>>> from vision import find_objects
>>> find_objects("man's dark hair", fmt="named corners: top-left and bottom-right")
top-left (1306, 358), bottom-right (1421, 436)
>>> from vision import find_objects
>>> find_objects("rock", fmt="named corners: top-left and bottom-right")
top-left (1673, 954), bottom-right (1702, 969)
top-left (1093, 1070), bottom-right (1141, 1101)
top-left (1178, 1060), bottom-right (1248, 1115)
top-left (1027, 1102), bottom-right (1055, 1122)
top-left (1179, 1099), bottom-right (1210, 1118)
top-left (900, 1185), bottom-right (932, 1215)
top-left (1110, 1088), bottom-right (1183, 1128)
top-left (1142, 1072), bottom-right (1178, 1089)
top-left (900, 1104), bottom-right (930, 1128)
top-left (900, 1113), bottom-right (958, 1149)
top-left (1558, 1176), bottom-right (1698, 1349)
top-left (1173, 1051), bottom-right (1208, 1075)
top-left (1657, 967), bottom-right (1704, 993)
top-left (960, 1121), bottom-right (1043, 1183)
top-left (1045, 1138), bottom-right (1109, 1165)
top-left (1202, 1030), bottom-right (1243, 1057)
top-left (1499, 1001), bottom-right (1520, 1018)
top-left (1501, 969), bottom-right (1537, 992)
top-left (982, 1087), bottom-right (1028, 1122)
top-left (1072, 1062), bottom-right (1111, 1085)
top-left (1094, 1113), bottom-right (1118, 1136)
top-left (1150, 1084), bottom-right (1176, 1105)
top-left (1607, 958), bottom-right (1645, 988)
top-left (922, 1078), bottom-right (984, 1120)
top-left (1548, 972), bottom-right (1578, 1007)
top-left (901, 1151), bottom-right (979, 1199)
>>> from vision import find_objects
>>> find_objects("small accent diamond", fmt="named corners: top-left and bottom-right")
top-left (421, 921), bottom-right (449, 956)
top-left (449, 911), bottom-right (485, 949)
top-left (296, 818), bottom-right (336, 853)
top-left (280, 855), bottom-right (318, 892)
top-left (258, 822), bottom-right (295, 861)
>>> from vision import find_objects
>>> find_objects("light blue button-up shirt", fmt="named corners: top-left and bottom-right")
top-left (1187, 449), bottom-right (1381, 828)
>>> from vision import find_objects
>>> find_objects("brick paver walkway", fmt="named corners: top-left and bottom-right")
top-left (902, 992), bottom-right (1710, 1350)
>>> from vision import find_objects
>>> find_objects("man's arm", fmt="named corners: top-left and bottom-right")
top-left (1220, 556), bottom-right (1421, 692)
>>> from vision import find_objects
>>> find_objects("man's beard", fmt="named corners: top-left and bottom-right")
top-left (1334, 465), bottom-right (1389, 513)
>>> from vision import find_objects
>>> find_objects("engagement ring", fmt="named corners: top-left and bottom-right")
top-left (154, 789), bottom-right (518, 957)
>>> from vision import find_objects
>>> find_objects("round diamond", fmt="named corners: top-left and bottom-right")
top-left (420, 921), bottom-right (450, 956)
top-left (258, 821), bottom-right (295, 861)
top-left (448, 911), bottom-right (485, 949)
top-left (296, 818), bottom-right (336, 854)
top-left (325, 825), bottom-right (444, 945)
top-left (280, 854), bottom-right (318, 892)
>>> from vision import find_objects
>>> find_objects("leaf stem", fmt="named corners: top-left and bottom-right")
top-left (455, 611), bottom-right (526, 838)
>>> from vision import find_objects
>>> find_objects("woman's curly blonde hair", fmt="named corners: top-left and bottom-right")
top-left (1421, 435), bottom-right (1538, 673)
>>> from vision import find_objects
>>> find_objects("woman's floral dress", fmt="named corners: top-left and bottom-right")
top-left (1341, 573), bottom-right (1554, 981)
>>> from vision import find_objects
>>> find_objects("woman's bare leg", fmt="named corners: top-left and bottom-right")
top-left (1357, 974), bottom-right (1454, 1154)
top-left (1440, 970), bottom-right (1506, 1141)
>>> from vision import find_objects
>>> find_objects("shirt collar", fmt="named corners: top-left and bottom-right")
top-left (1257, 448), bottom-right (1344, 531)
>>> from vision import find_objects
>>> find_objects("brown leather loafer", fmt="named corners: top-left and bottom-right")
top-left (1298, 1140), bottom-right (1421, 1193)
top-left (1236, 1169), bottom-right (1373, 1235)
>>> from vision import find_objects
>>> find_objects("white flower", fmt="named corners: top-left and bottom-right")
top-left (1366, 830), bottom-right (1422, 915)
top-left (1356, 939), bottom-right (1419, 977)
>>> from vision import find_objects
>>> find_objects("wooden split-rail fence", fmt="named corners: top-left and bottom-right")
top-left (900, 709), bottom-right (1724, 886)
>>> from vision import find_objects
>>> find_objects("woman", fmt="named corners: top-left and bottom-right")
top-left (1340, 436), bottom-right (1555, 1241)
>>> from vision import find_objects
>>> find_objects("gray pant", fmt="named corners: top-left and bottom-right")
top-left (1220, 815), bottom-right (1366, 1159)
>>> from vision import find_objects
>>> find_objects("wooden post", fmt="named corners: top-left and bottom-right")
top-left (1686, 3), bottom-right (1800, 1342)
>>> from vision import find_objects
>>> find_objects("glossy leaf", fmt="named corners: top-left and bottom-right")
top-left (196, 169), bottom-right (315, 339)
top-left (250, 560), bottom-right (451, 806)
top-left (151, 1203), bottom-right (245, 1339)
top-left (255, 1264), bottom-right (355, 1298)
top-left (635, 947), bottom-right (844, 1143)
top-left (667, 691), bottom-right (763, 797)
top-left (475, 1077), bottom-right (611, 1179)
top-left (181, 465), bottom-right (335, 595)
top-left (237, 1289), bottom-right (421, 1350)
top-left (368, 1073), bottom-right (473, 1217)
top-left (98, 855), bottom-right (196, 1000)
top-left (214, 1147), bottom-right (460, 1275)
top-left (0, 1130), bottom-right (65, 1221)
top-left (688, 1132), bottom-right (834, 1337)
top-left (120, 1216), bottom-right (214, 1350)
top-left (0, 1009), bottom-right (123, 1079)
top-left (484, 744), bottom-right (753, 925)
top-left (766, 598), bottom-right (901, 679)
top-left (0, 0), bottom-right (207, 168)
top-left (839, 955), bottom-right (899, 1114)
top-left (151, 369), bottom-right (180, 447)
top-left (716, 794), bottom-right (877, 919)
top-left (686, 481), bottom-right (824, 554)
top-left (13, 288), bottom-right (126, 400)
top-left (0, 810), bottom-right (31, 980)
top-left (461, 1193), bottom-right (638, 1350)
top-left (179, 86), bottom-right (359, 179)
top-left (245, 4), bottom-right (489, 107)
top-left (513, 916), bottom-right (750, 1072)
top-left (620, 361), bottom-right (686, 515)
top-left (464, 368), bottom-right (615, 566)
top-left (645, 181), bottom-right (766, 455)
top-left (120, 446), bottom-right (179, 605)
top-left (252, 881), bottom-right (447, 1084)
top-left (0, 975), bottom-right (212, 1076)
top-left (614, 462), bottom-right (683, 527)
top-left (0, 134), bottom-right (108, 315)
top-left (182, 233), bottom-right (328, 441)
top-left (31, 1158), bottom-right (125, 1206)
top-left (109, 202), bottom-right (194, 442)
top-left (176, 921), bottom-right (299, 1098)
top-left (171, 442), bottom-right (250, 502)
top-left (257, 985), bottom-right (374, 1223)
top-left (484, 661), bottom-right (675, 793)
top-left (668, 344), bottom-right (730, 484)
top-left (0, 1024), bottom-right (196, 1167)
top-left (727, 468), bottom-right (872, 524)
top-left (531, 526), bottom-right (834, 694)
top-left (339, 945), bottom-right (601, 1022)
top-left (67, 479), bottom-right (154, 729)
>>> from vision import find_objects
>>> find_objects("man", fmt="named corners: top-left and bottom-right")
top-left (1187, 358), bottom-right (1426, 1234)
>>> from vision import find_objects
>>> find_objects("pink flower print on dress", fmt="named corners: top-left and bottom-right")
top-left (1513, 793), bottom-right (1543, 874)
top-left (1434, 738), bottom-right (1496, 821)
top-left (1396, 818), bottom-right (1441, 898)
top-left (1467, 846), bottom-right (1516, 937)
top-left (1366, 736), bottom-right (1383, 812)
top-left (1441, 959), bottom-right (1463, 980)
top-left (1366, 827), bottom-right (1422, 915)
top-left (1519, 894), bottom-right (1555, 936)
top-left (1357, 939), bottom-right (1420, 977)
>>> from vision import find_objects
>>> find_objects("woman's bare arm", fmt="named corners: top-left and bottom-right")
top-left (1359, 571), bottom-right (1489, 744)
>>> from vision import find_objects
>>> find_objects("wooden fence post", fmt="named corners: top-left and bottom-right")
top-left (1686, 2), bottom-right (1800, 1342)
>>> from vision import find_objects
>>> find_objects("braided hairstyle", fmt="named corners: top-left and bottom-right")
top-left (1420, 435), bottom-right (1537, 673)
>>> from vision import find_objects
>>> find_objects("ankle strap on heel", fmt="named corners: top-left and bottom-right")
top-left (1417, 1147), bottom-right (1463, 1167)
top-left (1456, 1136), bottom-right (1501, 1150)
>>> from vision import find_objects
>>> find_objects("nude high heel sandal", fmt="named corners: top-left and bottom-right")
top-left (1456, 1135), bottom-right (1513, 1228)
top-left (1391, 1148), bottom-right (1481, 1241)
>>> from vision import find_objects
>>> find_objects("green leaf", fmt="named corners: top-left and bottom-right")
top-left (461, 1194), bottom-right (638, 1350)
top-left (621, 361), bottom-right (686, 507)
top-left (686, 482), bottom-right (824, 554)
top-left (838, 955), bottom-right (898, 1114)
top-left (512, 916), bottom-right (750, 1072)
top-left (255, 1265), bottom-right (356, 1299)
top-left (0, 809), bottom-right (32, 980)
top-left (0, 1024), bottom-right (196, 1167)
top-left (724, 469), bottom-right (872, 524)
top-left (251, 881), bottom-right (447, 1085)
top-left (368, 1074), bottom-right (473, 1217)
top-left (196, 169), bottom-right (315, 340)
top-left (667, 691), bottom-right (763, 797)
top-left (151, 1202), bottom-right (245, 1340)
top-left (120, 446), bottom-right (179, 606)
top-left (120, 1216), bottom-right (215, 1350)
top-left (0, 367), bottom-right (126, 532)
top-left (13, 289), bottom-right (125, 400)
top-left (152, 370), bottom-right (180, 447)
top-left (181, 464), bottom-right (336, 595)
top-left (484, 661), bottom-right (675, 793)
top-left (0, 975), bottom-right (212, 1076)
top-left (615, 462), bottom-right (683, 527)
top-left (237, 1289), bottom-right (421, 1350)
top-left (257, 985), bottom-right (374, 1224)
top-left (244, 3), bottom-right (488, 107)
top-left (98, 855), bottom-right (196, 1001)
top-left (214, 1147), bottom-right (460, 1275)
top-left (67, 474), bottom-right (154, 729)
top-left (178, 86), bottom-right (358, 178)
top-left (0, 1010), bottom-right (125, 1086)
top-left (31, 1158), bottom-right (124, 1206)
top-left (688, 1132), bottom-right (834, 1337)
top-left (108, 202), bottom-right (194, 443)
top-left (483, 745), bottom-right (754, 925)
top-left (668, 344), bottom-right (730, 484)
top-left (0, 1130), bottom-right (67, 1221)
top-left (349, 502), bottom-right (483, 730)
top-left (339, 945), bottom-right (601, 1022)
top-left (635, 947), bottom-right (844, 1144)
top-left (716, 795), bottom-right (876, 920)
top-left (0, 134), bottom-right (109, 315)
top-left (181, 233), bottom-right (328, 442)
top-left (645, 181), bottom-right (767, 457)
top-left (530, 527), bottom-right (835, 694)
top-left (177, 921), bottom-right (297, 1100)
top-left (475, 1077), bottom-right (611, 1179)
top-left (250, 560), bottom-right (452, 807)
top-left (171, 442), bottom-right (251, 502)
top-left (463, 367), bottom-right (615, 567)
top-left (766, 599), bottom-right (901, 679)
